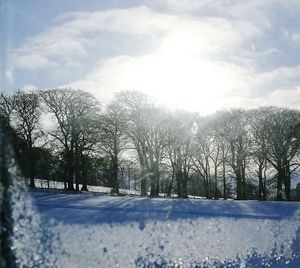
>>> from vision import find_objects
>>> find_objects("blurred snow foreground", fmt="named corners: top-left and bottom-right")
top-left (3, 182), bottom-right (300, 268)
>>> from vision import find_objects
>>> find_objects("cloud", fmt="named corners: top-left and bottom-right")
top-left (159, 17), bottom-right (262, 58)
top-left (66, 53), bottom-right (300, 114)
top-left (12, 4), bottom-right (262, 72)
top-left (148, 0), bottom-right (274, 27)
top-left (11, 7), bottom-right (174, 71)
top-left (10, 1), bottom-right (300, 113)
top-left (222, 86), bottom-right (300, 111)
top-left (14, 54), bottom-right (50, 70)
top-left (290, 32), bottom-right (300, 45)
top-left (20, 84), bottom-right (38, 92)
top-left (66, 54), bottom-right (254, 114)
top-left (265, 87), bottom-right (300, 108)
top-left (250, 65), bottom-right (300, 97)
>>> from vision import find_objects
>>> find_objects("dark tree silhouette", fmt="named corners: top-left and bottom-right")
top-left (167, 111), bottom-right (194, 198)
top-left (41, 88), bottom-right (100, 191)
top-left (116, 90), bottom-right (151, 196)
top-left (2, 87), bottom-right (300, 201)
top-left (12, 90), bottom-right (41, 188)
top-left (262, 107), bottom-right (300, 201)
top-left (0, 93), bottom-right (13, 123)
top-left (100, 100), bottom-right (128, 194)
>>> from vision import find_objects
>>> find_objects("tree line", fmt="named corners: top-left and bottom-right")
top-left (1, 88), bottom-right (300, 201)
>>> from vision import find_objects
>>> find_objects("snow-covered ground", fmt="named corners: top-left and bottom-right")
top-left (34, 178), bottom-right (206, 198)
top-left (34, 178), bottom-right (141, 196)
top-left (27, 189), bottom-right (300, 267)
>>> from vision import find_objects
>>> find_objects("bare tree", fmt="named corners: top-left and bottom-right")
top-left (167, 111), bottom-right (195, 198)
top-left (210, 113), bottom-right (231, 199)
top-left (100, 100), bottom-right (128, 194)
top-left (143, 106), bottom-right (169, 196)
top-left (0, 93), bottom-right (13, 123)
top-left (111, 91), bottom-right (170, 197)
top-left (248, 108), bottom-right (270, 200)
top-left (215, 110), bottom-right (251, 200)
top-left (11, 90), bottom-right (41, 188)
top-left (41, 88), bottom-right (100, 191)
top-left (192, 122), bottom-right (215, 199)
top-left (115, 90), bottom-right (151, 196)
top-left (73, 114), bottom-right (101, 191)
top-left (207, 123), bottom-right (223, 200)
top-left (262, 107), bottom-right (300, 200)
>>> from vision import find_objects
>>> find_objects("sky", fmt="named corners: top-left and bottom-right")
top-left (1, 0), bottom-right (300, 114)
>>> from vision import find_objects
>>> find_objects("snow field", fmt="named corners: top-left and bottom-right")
top-left (30, 190), bottom-right (300, 267)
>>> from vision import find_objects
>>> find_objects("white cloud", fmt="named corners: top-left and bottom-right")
top-left (20, 84), bottom-right (38, 92)
top-left (251, 65), bottom-right (300, 96)
top-left (11, 1), bottom-right (300, 113)
top-left (5, 69), bottom-right (14, 83)
top-left (149, 0), bottom-right (274, 27)
top-left (291, 32), bottom-right (300, 45)
top-left (265, 87), bottom-right (300, 108)
top-left (14, 54), bottom-right (50, 70)
top-left (159, 17), bottom-right (262, 58)
top-left (12, 5), bottom-right (261, 71)
top-left (11, 6), bottom-right (175, 71)
top-left (222, 86), bottom-right (300, 111)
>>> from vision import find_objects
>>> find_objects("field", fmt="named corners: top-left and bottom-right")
top-left (19, 188), bottom-right (300, 267)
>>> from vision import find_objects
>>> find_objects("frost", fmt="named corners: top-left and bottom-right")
top-left (6, 177), bottom-right (59, 267)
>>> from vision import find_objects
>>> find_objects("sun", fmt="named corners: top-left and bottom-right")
top-left (131, 33), bottom-right (231, 115)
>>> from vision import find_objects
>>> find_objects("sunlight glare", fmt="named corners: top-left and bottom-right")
top-left (132, 32), bottom-right (232, 114)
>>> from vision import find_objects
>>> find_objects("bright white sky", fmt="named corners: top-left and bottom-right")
top-left (1, 0), bottom-right (300, 114)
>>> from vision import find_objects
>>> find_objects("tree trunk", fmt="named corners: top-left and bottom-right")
top-left (81, 156), bottom-right (88, 191)
top-left (205, 179), bottom-right (210, 199)
top-left (29, 177), bottom-right (35, 189)
top-left (150, 161), bottom-right (159, 197)
top-left (67, 150), bottom-right (75, 191)
top-left (262, 181), bottom-right (266, 200)
top-left (236, 169), bottom-right (242, 200)
top-left (150, 173), bottom-right (157, 197)
top-left (182, 170), bottom-right (188, 198)
top-left (284, 165), bottom-right (291, 201)
top-left (74, 150), bottom-right (80, 192)
top-left (277, 165), bottom-right (284, 201)
top-left (63, 165), bottom-right (67, 189)
top-left (176, 169), bottom-right (182, 198)
top-left (205, 158), bottom-right (211, 199)
top-left (258, 165), bottom-right (263, 201)
top-left (155, 160), bottom-right (160, 196)
top-left (223, 160), bottom-right (226, 200)
top-left (111, 157), bottom-right (119, 194)
top-left (182, 159), bottom-right (189, 198)
top-left (29, 148), bottom-right (35, 188)
top-left (141, 176), bottom-right (146, 196)
top-left (167, 169), bottom-right (175, 197)
top-left (81, 174), bottom-right (88, 191)
top-left (241, 165), bottom-right (246, 200)
top-left (155, 170), bottom-right (160, 197)
top-left (214, 165), bottom-right (218, 199)
top-left (140, 162), bottom-right (147, 196)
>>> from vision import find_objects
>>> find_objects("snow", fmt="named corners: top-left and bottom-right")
top-left (34, 178), bottom-right (205, 198)
top-left (34, 178), bottom-right (140, 195)
top-left (25, 189), bottom-right (300, 267)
